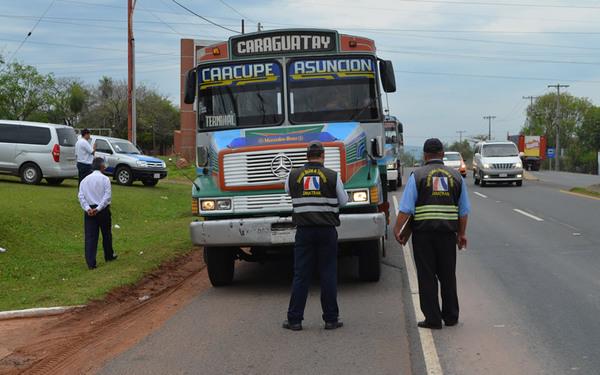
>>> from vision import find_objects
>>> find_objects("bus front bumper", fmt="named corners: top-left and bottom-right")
top-left (190, 213), bottom-right (385, 247)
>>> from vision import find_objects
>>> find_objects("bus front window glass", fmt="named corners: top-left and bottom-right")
top-left (288, 57), bottom-right (380, 124)
top-left (197, 61), bottom-right (283, 129)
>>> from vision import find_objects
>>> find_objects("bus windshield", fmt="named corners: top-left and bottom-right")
top-left (197, 61), bottom-right (284, 129)
top-left (288, 57), bottom-right (380, 123)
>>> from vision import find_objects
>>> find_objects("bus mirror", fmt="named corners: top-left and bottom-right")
top-left (184, 70), bottom-right (197, 104)
top-left (379, 60), bottom-right (396, 93)
top-left (371, 136), bottom-right (385, 157)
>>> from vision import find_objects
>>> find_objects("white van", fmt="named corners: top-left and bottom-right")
top-left (472, 141), bottom-right (524, 187)
top-left (0, 120), bottom-right (78, 185)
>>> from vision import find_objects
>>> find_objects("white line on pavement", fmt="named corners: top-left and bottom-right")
top-left (392, 195), bottom-right (443, 375)
top-left (513, 208), bottom-right (544, 221)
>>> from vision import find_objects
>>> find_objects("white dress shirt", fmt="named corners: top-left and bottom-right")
top-left (76, 137), bottom-right (94, 164)
top-left (78, 170), bottom-right (112, 211)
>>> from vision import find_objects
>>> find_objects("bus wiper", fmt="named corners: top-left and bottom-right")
top-left (352, 93), bottom-right (382, 121)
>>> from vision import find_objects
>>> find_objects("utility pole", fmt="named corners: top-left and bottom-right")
top-left (483, 116), bottom-right (496, 140)
top-left (456, 130), bottom-right (466, 143)
top-left (548, 84), bottom-right (569, 171)
top-left (128, 0), bottom-right (137, 145)
top-left (523, 95), bottom-right (539, 135)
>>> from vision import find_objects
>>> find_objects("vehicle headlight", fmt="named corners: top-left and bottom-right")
top-left (483, 163), bottom-right (491, 169)
top-left (515, 162), bottom-right (522, 169)
top-left (136, 160), bottom-right (148, 167)
top-left (387, 163), bottom-right (396, 169)
top-left (351, 191), bottom-right (369, 202)
top-left (201, 199), bottom-right (232, 211)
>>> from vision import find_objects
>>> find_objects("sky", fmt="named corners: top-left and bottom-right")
top-left (1, 0), bottom-right (600, 148)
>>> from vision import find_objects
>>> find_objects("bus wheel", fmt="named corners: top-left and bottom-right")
top-left (358, 237), bottom-right (383, 282)
top-left (204, 247), bottom-right (236, 286)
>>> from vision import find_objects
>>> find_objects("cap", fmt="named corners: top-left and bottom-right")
top-left (307, 140), bottom-right (324, 152)
top-left (423, 138), bottom-right (444, 153)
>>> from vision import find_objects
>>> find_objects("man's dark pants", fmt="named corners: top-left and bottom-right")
top-left (287, 226), bottom-right (339, 324)
top-left (77, 162), bottom-right (92, 186)
top-left (84, 206), bottom-right (114, 268)
top-left (412, 231), bottom-right (459, 326)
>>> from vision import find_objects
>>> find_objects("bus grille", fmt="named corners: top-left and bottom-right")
top-left (222, 147), bottom-right (341, 188)
top-left (233, 193), bottom-right (292, 213)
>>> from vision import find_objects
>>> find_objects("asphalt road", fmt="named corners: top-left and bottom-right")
top-left (98, 169), bottom-right (600, 374)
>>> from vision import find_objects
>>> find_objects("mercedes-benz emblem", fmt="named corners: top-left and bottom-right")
top-left (270, 154), bottom-right (293, 178)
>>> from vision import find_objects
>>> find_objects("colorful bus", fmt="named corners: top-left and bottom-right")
top-left (383, 115), bottom-right (404, 190)
top-left (183, 29), bottom-right (396, 286)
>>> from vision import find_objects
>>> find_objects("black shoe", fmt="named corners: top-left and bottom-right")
top-left (88, 265), bottom-right (96, 270)
top-left (325, 318), bottom-right (343, 330)
top-left (107, 254), bottom-right (118, 262)
top-left (417, 320), bottom-right (442, 330)
top-left (282, 320), bottom-right (302, 331)
top-left (445, 321), bottom-right (458, 327)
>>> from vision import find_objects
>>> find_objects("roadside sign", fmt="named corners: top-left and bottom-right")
top-left (547, 148), bottom-right (555, 159)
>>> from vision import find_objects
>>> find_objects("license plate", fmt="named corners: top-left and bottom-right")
top-left (499, 173), bottom-right (507, 177)
top-left (154, 173), bottom-right (160, 178)
top-left (271, 229), bottom-right (295, 244)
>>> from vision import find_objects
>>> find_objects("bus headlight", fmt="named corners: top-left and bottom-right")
top-left (351, 191), bottom-right (368, 202)
top-left (201, 199), bottom-right (232, 211)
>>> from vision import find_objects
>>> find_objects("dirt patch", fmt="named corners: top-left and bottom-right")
top-left (0, 247), bottom-right (210, 375)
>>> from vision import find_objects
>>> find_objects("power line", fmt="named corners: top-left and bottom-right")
top-left (7, 0), bottom-right (56, 64)
top-left (171, 0), bottom-right (238, 33)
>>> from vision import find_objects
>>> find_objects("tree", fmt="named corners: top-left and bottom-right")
top-left (46, 78), bottom-right (88, 126)
top-left (525, 93), bottom-right (594, 150)
top-left (136, 86), bottom-right (179, 154)
top-left (0, 61), bottom-right (56, 120)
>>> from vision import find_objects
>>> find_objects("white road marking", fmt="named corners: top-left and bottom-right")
top-left (392, 195), bottom-right (443, 375)
top-left (513, 209), bottom-right (544, 221)
top-left (473, 192), bottom-right (487, 198)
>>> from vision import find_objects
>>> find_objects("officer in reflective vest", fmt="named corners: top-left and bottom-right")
top-left (282, 140), bottom-right (348, 331)
top-left (393, 138), bottom-right (470, 329)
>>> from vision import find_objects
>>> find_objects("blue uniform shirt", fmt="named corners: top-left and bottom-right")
top-left (398, 160), bottom-right (471, 217)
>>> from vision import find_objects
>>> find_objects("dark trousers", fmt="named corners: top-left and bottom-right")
top-left (77, 162), bottom-right (92, 186)
top-left (411, 231), bottom-right (459, 325)
top-left (287, 226), bottom-right (339, 324)
top-left (84, 207), bottom-right (114, 268)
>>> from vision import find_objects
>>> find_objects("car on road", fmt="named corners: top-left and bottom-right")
top-left (472, 141), bottom-right (523, 187)
top-left (0, 120), bottom-right (78, 185)
top-left (89, 135), bottom-right (167, 186)
top-left (443, 151), bottom-right (467, 178)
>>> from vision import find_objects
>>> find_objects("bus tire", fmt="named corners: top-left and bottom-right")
top-left (204, 247), bottom-right (235, 286)
top-left (358, 238), bottom-right (383, 282)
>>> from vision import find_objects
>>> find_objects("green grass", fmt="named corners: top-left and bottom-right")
top-left (571, 187), bottom-right (600, 197)
top-left (0, 168), bottom-right (198, 312)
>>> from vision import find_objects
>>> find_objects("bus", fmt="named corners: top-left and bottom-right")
top-left (183, 29), bottom-right (396, 286)
top-left (383, 115), bottom-right (404, 190)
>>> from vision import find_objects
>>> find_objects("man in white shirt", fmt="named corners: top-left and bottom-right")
top-left (78, 157), bottom-right (118, 270)
top-left (75, 128), bottom-right (97, 185)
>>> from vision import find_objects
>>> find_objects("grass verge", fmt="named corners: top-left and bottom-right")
top-left (0, 170), bottom-right (196, 312)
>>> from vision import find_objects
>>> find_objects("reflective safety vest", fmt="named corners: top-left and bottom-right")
top-left (412, 160), bottom-right (462, 233)
top-left (287, 162), bottom-right (341, 227)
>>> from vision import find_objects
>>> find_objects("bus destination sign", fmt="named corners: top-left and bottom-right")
top-left (231, 30), bottom-right (337, 58)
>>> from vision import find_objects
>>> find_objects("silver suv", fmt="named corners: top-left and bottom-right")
top-left (89, 135), bottom-right (167, 186)
top-left (473, 141), bottom-right (524, 187)
top-left (0, 120), bottom-right (78, 185)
